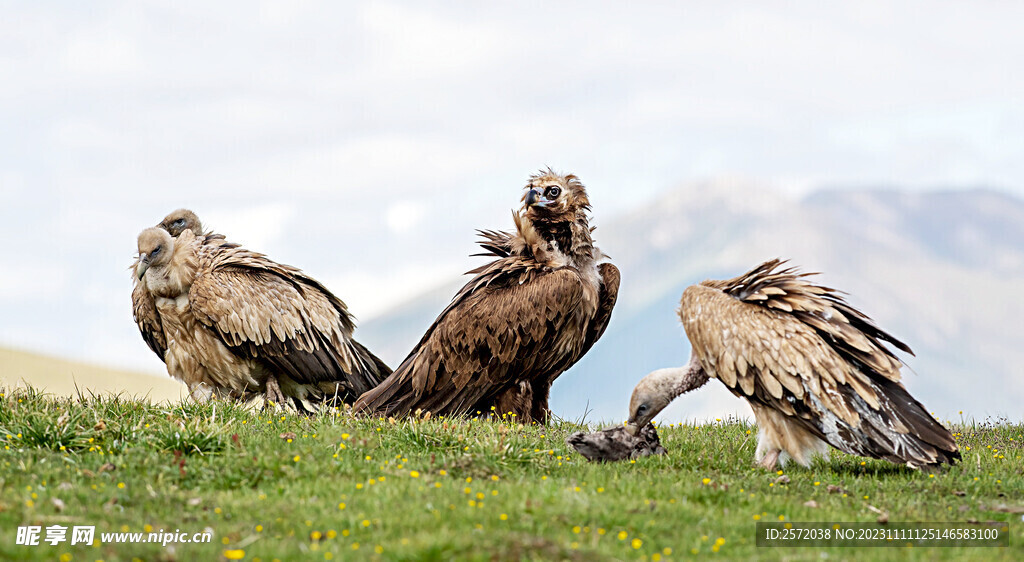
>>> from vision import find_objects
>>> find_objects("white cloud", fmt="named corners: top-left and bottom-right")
top-left (385, 200), bottom-right (426, 235)
top-left (51, 117), bottom-right (123, 151)
top-left (257, 0), bottom-right (314, 25)
top-left (204, 203), bottom-right (296, 250)
top-left (62, 27), bottom-right (142, 75)
top-left (359, 2), bottom-right (504, 79)
top-left (325, 260), bottom-right (463, 320)
top-left (60, 6), bottom-right (144, 76)
top-left (0, 264), bottom-right (68, 301)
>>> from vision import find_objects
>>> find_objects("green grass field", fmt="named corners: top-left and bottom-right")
top-left (0, 387), bottom-right (1020, 561)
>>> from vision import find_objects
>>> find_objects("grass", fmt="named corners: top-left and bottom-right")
top-left (0, 387), bottom-right (1021, 561)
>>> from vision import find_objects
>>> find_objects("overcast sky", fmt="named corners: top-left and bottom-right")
top-left (2, 1), bottom-right (1022, 374)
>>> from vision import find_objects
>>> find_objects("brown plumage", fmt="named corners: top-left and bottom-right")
top-left (132, 217), bottom-right (389, 410)
top-left (132, 209), bottom-right (217, 361)
top-left (627, 259), bottom-right (959, 469)
top-left (353, 169), bottom-right (620, 422)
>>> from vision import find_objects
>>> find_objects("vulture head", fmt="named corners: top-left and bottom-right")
top-left (136, 227), bottom-right (175, 280)
top-left (625, 359), bottom-right (709, 435)
top-left (521, 169), bottom-right (590, 222)
top-left (159, 208), bottom-right (203, 237)
top-left (625, 368), bottom-right (677, 434)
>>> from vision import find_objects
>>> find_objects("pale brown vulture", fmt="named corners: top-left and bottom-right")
top-left (626, 260), bottom-right (959, 469)
top-left (353, 169), bottom-right (620, 422)
top-left (132, 218), bottom-right (390, 410)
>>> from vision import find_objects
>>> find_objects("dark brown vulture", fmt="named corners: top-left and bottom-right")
top-left (626, 259), bottom-right (959, 469)
top-left (132, 214), bottom-right (390, 410)
top-left (353, 169), bottom-right (620, 423)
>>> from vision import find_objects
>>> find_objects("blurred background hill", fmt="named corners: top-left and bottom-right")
top-left (0, 346), bottom-right (186, 402)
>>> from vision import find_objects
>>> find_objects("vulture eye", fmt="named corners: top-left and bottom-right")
top-left (173, 219), bottom-right (186, 227)
top-left (545, 186), bottom-right (561, 198)
top-left (636, 404), bottom-right (648, 415)
top-left (150, 246), bottom-right (161, 256)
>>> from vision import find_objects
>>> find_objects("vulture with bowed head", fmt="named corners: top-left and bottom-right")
top-left (626, 260), bottom-right (959, 469)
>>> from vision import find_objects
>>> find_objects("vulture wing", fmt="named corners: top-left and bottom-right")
top-left (680, 259), bottom-right (958, 467)
top-left (187, 243), bottom-right (388, 400)
top-left (579, 263), bottom-right (620, 357)
top-left (353, 263), bottom-right (587, 418)
top-left (131, 274), bottom-right (166, 361)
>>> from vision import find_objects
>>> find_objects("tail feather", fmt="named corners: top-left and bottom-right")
top-left (352, 366), bottom-right (414, 416)
top-left (353, 356), bottom-right (491, 419)
top-left (346, 340), bottom-right (392, 395)
top-left (828, 379), bottom-right (960, 467)
top-left (867, 378), bottom-right (959, 465)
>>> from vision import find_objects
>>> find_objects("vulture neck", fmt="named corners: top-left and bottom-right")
top-left (647, 356), bottom-right (710, 401)
top-left (517, 209), bottom-right (596, 270)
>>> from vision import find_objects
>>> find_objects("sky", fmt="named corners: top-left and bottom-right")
top-left (1, 1), bottom-right (1023, 376)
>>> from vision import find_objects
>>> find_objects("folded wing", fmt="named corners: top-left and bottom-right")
top-left (131, 276), bottom-right (166, 361)
top-left (354, 264), bottom-right (586, 418)
top-left (681, 259), bottom-right (958, 467)
top-left (188, 243), bottom-right (389, 401)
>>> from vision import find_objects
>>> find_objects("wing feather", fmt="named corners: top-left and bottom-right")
top-left (131, 276), bottom-right (166, 361)
top-left (354, 265), bottom-right (585, 418)
top-left (578, 263), bottom-right (620, 357)
top-left (681, 260), bottom-right (959, 467)
top-left (188, 243), bottom-right (388, 400)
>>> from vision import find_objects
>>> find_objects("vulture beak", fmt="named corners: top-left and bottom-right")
top-left (525, 189), bottom-right (550, 208)
top-left (624, 420), bottom-right (640, 436)
top-left (136, 257), bottom-right (149, 280)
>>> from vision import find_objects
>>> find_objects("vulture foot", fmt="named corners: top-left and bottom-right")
top-left (758, 449), bottom-right (781, 470)
top-left (265, 375), bottom-right (288, 408)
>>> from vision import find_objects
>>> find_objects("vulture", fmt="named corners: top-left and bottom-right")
top-left (626, 260), bottom-right (960, 469)
top-left (132, 213), bottom-right (390, 410)
top-left (353, 169), bottom-right (620, 422)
